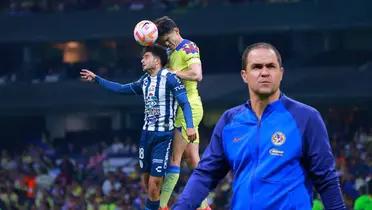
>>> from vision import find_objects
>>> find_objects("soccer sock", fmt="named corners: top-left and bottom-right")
top-left (145, 198), bottom-right (160, 210)
top-left (160, 165), bottom-right (180, 207)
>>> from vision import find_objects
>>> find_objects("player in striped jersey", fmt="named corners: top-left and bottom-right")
top-left (80, 46), bottom-right (196, 210)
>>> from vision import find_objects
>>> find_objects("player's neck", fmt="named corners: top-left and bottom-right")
top-left (147, 66), bottom-right (162, 76)
top-left (175, 36), bottom-right (183, 47)
top-left (250, 90), bottom-right (281, 119)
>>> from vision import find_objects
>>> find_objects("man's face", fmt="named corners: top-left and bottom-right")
top-left (241, 48), bottom-right (283, 98)
top-left (141, 52), bottom-right (158, 71)
top-left (158, 28), bottom-right (180, 50)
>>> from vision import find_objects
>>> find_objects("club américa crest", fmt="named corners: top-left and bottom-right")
top-left (271, 131), bottom-right (286, 146)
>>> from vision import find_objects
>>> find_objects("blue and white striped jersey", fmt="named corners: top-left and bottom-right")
top-left (95, 68), bottom-right (193, 132)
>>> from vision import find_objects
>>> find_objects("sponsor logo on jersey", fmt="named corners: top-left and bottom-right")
top-left (269, 148), bottom-right (284, 156)
top-left (164, 140), bottom-right (172, 169)
top-left (233, 137), bottom-right (241, 143)
top-left (147, 116), bottom-right (158, 125)
top-left (152, 159), bottom-right (164, 164)
top-left (156, 166), bottom-right (162, 173)
top-left (182, 42), bottom-right (199, 54)
top-left (174, 84), bottom-right (185, 91)
top-left (145, 96), bottom-right (158, 107)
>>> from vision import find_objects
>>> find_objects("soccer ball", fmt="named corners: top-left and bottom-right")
top-left (133, 20), bottom-right (158, 46)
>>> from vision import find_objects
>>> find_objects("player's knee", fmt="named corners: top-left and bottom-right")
top-left (186, 156), bottom-right (200, 168)
top-left (185, 150), bottom-right (200, 166)
top-left (147, 179), bottom-right (162, 199)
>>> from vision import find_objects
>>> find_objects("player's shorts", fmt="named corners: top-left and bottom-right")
top-left (138, 130), bottom-right (172, 177)
top-left (174, 95), bottom-right (203, 143)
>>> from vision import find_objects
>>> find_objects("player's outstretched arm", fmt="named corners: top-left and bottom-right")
top-left (80, 69), bottom-right (142, 95)
top-left (175, 63), bottom-right (202, 82)
top-left (172, 113), bottom-right (230, 210)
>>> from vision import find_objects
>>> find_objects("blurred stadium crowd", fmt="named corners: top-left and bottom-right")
top-left (0, 0), bottom-right (304, 14)
top-left (0, 0), bottom-right (371, 209)
top-left (0, 106), bottom-right (370, 209)
top-left (2, 0), bottom-right (206, 14)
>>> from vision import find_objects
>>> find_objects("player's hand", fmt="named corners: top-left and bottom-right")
top-left (186, 128), bottom-right (197, 143)
top-left (80, 69), bottom-right (96, 82)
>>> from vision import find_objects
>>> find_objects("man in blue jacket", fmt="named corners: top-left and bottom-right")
top-left (173, 42), bottom-right (346, 210)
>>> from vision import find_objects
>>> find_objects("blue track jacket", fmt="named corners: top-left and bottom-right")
top-left (173, 95), bottom-right (345, 210)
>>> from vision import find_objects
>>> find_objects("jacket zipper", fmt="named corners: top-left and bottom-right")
top-left (250, 118), bottom-right (261, 210)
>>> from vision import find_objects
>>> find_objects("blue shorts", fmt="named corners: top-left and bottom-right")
top-left (138, 130), bottom-right (173, 177)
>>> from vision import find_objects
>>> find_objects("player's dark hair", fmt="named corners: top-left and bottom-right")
top-left (153, 16), bottom-right (178, 37)
top-left (143, 45), bottom-right (168, 67)
top-left (241, 42), bottom-right (282, 69)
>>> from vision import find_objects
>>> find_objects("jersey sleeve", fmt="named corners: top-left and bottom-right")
top-left (95, 74), bottom-right (144, 95)
top-left (303, 110), bottom-right (346, 209)
top-left (181, 41), bottom-right (201, 67)
top-left (173, 112), bottom-right (231, 209)
top-left (166, 73), bottom-right (193, 128)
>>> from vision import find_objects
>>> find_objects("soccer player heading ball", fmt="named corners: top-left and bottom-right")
top-left (80, 45), bottom-right (196, 210)
top-left (154, 16), bottom-right (210, 210)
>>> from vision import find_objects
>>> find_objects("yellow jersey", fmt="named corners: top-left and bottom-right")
top-left (168, 39), bottom-right (203, 143)
top-left (167, 39), bottom-right (201, 98)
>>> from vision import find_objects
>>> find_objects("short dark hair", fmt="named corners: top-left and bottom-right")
top-left (153, 16), bottom-right (178, 37)
top-left (241, 42), bottom-right (282, 69)
top-left (143, 45), bottom-right (168, 67)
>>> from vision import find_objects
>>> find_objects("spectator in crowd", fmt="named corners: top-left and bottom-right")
top-left (0, 109), bottom-right (370, 209)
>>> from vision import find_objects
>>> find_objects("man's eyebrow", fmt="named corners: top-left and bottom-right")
top-left (250, 63), bottom-right (276, 68)
top-left (251, 63), bottom-right (263, 68)
top-left (265, 63), bottom-right (276, 67)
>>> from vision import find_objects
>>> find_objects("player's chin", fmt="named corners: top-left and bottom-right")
top-left (167, 44), bottom-right (176, 50)
top-left (256, 88), bottom-right (276, 96)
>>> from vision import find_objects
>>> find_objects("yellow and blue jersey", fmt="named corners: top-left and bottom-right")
top-left (167, 39), bottom-right (201, 98)
top-left (167, 39), bottom-right (204, 143)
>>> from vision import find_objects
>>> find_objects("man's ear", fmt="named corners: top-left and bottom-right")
top-left (154, 57), bottom-right (160, 65)
top-left (174, 27), bottom-right (180, 34)
top-left (241, 70), bottom-right (248, 84)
